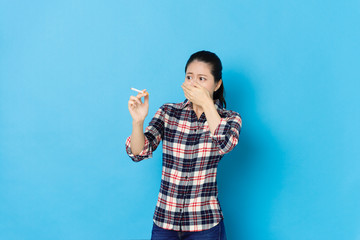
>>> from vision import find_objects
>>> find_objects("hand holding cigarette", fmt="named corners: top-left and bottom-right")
top-left (128, 87), bottom-right (149, 122)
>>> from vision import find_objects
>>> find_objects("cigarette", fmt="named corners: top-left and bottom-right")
top-left (131, 87), bottom-right (148, 95)
top-left (131, 87), bottom-right (144, 94)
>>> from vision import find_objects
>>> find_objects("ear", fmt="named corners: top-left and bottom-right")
top-left (215, 79), bottom-right (222, 92)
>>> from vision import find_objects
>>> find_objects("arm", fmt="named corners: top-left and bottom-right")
top-left (202, 100), bottom-right (221, 135)
top-left (130, 121), bottom-right (145, 155)
top-left (127, 90), bottom-right (149, 155)
top-left (209, 112), bottom-right (242, 155)
top-left (181, 82), bottom-right (242, 154)
top-left (202, 100), bottom-right (242, 154)
top-left (126, 102), bottom-right (166, 162)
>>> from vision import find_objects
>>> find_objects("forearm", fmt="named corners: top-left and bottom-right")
top-left (130, 120), bottom-right (145, 155)
top-left (203, 100), bottom-right (221, 135)
top-left (205, 108), bottom-right (242, 155)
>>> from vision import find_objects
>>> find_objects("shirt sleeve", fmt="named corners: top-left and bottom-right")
top-left (125, 104), bottom-right (166, 162)
top-left (209, 112), bottom-right (242, 155)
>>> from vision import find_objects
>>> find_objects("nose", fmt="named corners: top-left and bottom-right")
top-left (186, 78), bottom-right (195, 85)
top-left (190, 78), bottom-right (200, 84)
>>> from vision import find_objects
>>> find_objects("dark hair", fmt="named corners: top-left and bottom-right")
top-left (185, 50), bottom-right (226, 108)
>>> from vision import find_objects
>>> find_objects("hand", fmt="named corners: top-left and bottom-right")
top-left (181, 82), bottom-right (212, 108)
top-left (128, 90), bottom-right (149, 123)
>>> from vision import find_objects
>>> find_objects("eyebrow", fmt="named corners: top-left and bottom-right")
top-left (186, 72), bottom-right (208, 77)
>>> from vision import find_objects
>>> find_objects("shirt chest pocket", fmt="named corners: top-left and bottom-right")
top-left (198, 123), bottom-right (217, 147)
top-left (164, 120), bottom-right (189, 144)
top-left (196, 129), bottom-right (220, 159)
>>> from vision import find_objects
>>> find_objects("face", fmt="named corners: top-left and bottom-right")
top-left (184, 60), bottom-right (222, 98)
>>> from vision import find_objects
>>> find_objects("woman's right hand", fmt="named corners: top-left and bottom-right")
top-left (128, 90), bottom-right (149, 123)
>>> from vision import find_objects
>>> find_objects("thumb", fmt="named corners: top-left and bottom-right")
top-left (144, 92), bottom-right (149, 104)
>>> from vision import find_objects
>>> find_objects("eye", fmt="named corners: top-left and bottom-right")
top-left (199, 77), bottom-right (206, 81)
top-left (186, 76), bottom-right (192, 80)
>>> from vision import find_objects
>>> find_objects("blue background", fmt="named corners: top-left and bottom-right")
top-left (1, 1), bottom-right (359, 239)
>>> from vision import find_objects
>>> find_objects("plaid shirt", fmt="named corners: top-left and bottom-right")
top-left (125, 99), bottom-right (242, 232)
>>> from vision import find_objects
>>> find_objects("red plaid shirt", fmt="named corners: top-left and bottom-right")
top-left (125, 99), bottom-right (242, 232)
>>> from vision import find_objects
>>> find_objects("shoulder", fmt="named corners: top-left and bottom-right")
top-left (219, 108), bottom-right (242, 128)
top-left (219, 108), bottom-right (241, 119)
top-left (158, 102), bottom-right (185, 112)
top-left (153, 102), bottom-right (185, 119)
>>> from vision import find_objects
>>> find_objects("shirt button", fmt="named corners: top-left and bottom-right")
top-left (185, 176), bottom-right (188, 180)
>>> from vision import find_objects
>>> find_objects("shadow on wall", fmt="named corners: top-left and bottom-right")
top-left (217, 70), bottom-right (285, 240)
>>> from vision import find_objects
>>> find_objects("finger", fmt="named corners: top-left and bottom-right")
top-left (129, 98), bottom-right (138, 105)
top-left (129, 98), bottom-right (141, 107)
top-left (184, 94), bottom-right (192, 101)
top-left (128, 100), bottom-right (138, 108)
top-left (182, 83), bottom-right (192, 90)
top-left (181, 87), bottom-right (190, 97)
top-left (140, 89), bottom-right (148, 96)
top-left (144, 92), bottom-right (149, 105)
top-left (183, 84), bottom-right (194, 94)
top-left (182, 89), bottom-right (192, 99)
top-left (136, 92), bottom-right (148, 99)
top-left (130, 96), bottom-right (142, 105)
top-left (181, 84), bottom-right (192, 93)
top-left (128, 98), bottom-right (135, 106)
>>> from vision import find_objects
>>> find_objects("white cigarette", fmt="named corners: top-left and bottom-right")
top-left (131, 87), bottom-right (145, 94)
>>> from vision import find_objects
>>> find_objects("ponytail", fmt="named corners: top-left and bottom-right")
top-left (213, 81), bottom-right (226, 108)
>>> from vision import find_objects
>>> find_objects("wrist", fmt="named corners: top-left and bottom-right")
top-left (202, 98), bottom-right (215, 111)
top-left (132, 119), bottom-right (145, 126)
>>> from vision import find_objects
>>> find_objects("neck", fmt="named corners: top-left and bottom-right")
top-left (192, 103), bottom-right (203, 117)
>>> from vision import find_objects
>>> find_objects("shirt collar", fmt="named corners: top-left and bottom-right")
top-left (181, 99), bottom-right (224, 111)
top-left (181, 99), bottom-right (191, 109)
top-left (214, 99), bottom-right (223, 110)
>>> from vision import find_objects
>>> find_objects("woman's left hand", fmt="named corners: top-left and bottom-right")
top-left (181, 82), bottom-right (212, 108)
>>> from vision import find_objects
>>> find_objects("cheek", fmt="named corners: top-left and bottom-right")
top-left (203, 82), bottom-right (215, 92)
top-left (203, 86), bottom-right (215, 96)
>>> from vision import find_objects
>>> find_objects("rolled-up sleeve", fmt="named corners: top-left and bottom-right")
top-left (210, 113), bottom-right (242, 155)
top-left (125, 105), bottom-right (166, 162)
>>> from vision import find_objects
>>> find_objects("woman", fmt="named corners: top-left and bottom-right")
top-left (125, 50), bottom-right (242, 240)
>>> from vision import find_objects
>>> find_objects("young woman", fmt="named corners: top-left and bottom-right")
top-left (125, 50), bottom-right (242, 240)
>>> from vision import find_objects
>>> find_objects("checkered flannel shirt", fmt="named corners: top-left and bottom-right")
top-left (125, 99), bottom-right (242, 232)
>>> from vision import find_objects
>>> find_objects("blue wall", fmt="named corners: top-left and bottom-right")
top-left (1, 1), bottom-right (359, 239)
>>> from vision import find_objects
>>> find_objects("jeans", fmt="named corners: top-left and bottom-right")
top-left (151, 220), bottom-right (227, 240)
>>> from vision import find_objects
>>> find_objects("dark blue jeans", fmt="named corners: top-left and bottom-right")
top-left (151, 220), bottom-right (227, 240)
